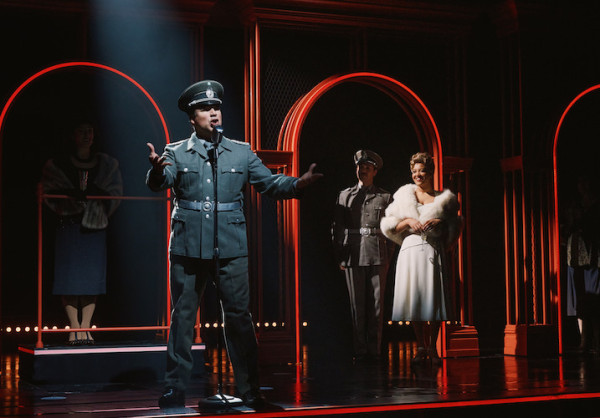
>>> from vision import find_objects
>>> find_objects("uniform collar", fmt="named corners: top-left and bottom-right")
top-left (187, 132), bottom-right (232, 157)
top-left (357, 183), bottom-right (375, 193)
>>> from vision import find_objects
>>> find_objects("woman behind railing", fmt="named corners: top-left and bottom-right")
top-left (40, 117), bottom-right (123, 345)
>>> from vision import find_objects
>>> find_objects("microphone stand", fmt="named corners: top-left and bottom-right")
top-left (200, 126), bottom-right (242, 408)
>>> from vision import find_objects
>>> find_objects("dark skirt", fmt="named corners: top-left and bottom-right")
top-left (567, 265), bottom-right (600, 318)
top-left (52, 220), bottom-right (107, 295)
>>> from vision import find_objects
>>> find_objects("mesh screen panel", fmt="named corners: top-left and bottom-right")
top-left (260, 28), bottom-right (352, 150)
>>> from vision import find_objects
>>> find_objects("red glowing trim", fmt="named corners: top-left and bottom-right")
top-left (0, 61), bottom-right (169, 143)
top-left (279, 72), bottom-right (443, 366)
top-left (552, 84), bottom-right (600, 355)
top-left (170, 392), bottom-right (600, 417)
top-left (0, 62), bottom-right (171, 348)
top-left (280, 72), bottom-right (443, 181)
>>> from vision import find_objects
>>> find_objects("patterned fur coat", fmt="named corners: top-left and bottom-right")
top-left (41, 153), bottom-right (123, 230)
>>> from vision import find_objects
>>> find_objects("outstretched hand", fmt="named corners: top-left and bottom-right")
top-left (147, 142), bottom-right (172, 173)
top-left (296, 163), bottom-right (324, 189)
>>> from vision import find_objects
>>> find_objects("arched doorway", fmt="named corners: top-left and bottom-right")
top-left (553, 84), bottom-right (600, 354)
top-left (278, 72), bottom-right (445, 364)
top-left (0, 62), bottom-right (171, 347)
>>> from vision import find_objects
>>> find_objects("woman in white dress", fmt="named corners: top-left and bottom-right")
top-left (380, 152), bottom-right (461, 363)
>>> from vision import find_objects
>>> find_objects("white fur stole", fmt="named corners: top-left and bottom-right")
top-left (380, 183), bottom-right (458, 245)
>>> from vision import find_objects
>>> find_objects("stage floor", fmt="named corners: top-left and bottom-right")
top-left (2, 341), bottom-right (600, 417)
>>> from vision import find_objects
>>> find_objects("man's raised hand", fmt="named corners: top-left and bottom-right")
top-left (147, 142), bottom-right (172, 173)
top-left (296, 163), bottom-right (324, 189)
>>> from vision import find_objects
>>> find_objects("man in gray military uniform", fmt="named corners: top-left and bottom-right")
top-left (332, 150), bottom-right (392, 362)
top-left (146, 80), bottom-right (322, 409)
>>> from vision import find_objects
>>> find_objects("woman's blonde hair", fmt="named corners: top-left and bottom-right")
top-left (410, 152), bottom-right (435, 173)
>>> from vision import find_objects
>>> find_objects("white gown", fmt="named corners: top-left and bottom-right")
top-left (391, 203), bottom-right (449, 321)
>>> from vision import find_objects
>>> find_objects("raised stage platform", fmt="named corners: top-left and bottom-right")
top-left (17, 341), bottom-right (206, 384)
top-left (2, 341), bottom-right (600, 417)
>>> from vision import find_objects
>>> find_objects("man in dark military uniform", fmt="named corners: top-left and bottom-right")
top-left (146, 80), bottom-right (322, 409)
top-left (332, 150), bottom-right (392, 362)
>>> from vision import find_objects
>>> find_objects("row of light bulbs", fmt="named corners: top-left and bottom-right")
top-left (3, 325), bottom-right (98, 333)
top-left (2, 321), bottom-right (456, 334)
top-left (1, 323), bottom-right (295, 333)
top-left (203, 322), bottom-right (290, 328)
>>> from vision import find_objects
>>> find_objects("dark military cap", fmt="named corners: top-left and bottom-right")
top-left (177, 80), bottom-right (224, 112)
top-left (354, 149), bottom-right (383, 169)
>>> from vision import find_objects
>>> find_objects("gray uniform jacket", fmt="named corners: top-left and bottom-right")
top-left (332, 184), bottom-right (392, 267)
top-left (147, 133), bottom-right (299, 259)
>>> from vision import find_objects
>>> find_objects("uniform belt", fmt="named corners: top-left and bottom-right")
top-left (175, 199), bottom-right (242, 212)
top-left (345, 227), bottom-right (381, 236)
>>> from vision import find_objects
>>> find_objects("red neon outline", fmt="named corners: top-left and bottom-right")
top-left (0, 61), bottom-right (171, 348)
top-left (164, 392), bottom-right (600, 417)
top-left (0, 62), bottom-right (170, 142)
top-left (279, 72), bottom-right (443, 366)
top-left (552, 84), bottom-right (600, 355)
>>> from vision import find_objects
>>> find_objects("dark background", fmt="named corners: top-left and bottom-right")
top-left (1, 0), bottom-right (599, 356)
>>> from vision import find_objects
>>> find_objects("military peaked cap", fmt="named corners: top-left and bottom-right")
top-left (178, 80), bottom-right (224, 112)
top-left (354, 149), bottom-right (383, 169)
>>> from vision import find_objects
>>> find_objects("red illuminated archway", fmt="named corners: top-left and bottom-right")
top-left (279, 72), bottom-right (444, 363)
top-left (552, 84), bottom-right (600, 354)
top-left (0, 62), bottom-right (171, 347)
top-left (279, 72), bottom-right (443, 180)
top-left (0, 61), bottom-right (170, 143)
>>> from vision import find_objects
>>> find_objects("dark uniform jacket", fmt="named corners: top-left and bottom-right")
top-left (332, 184), bottom-right (392, 267)
top-left (147, 133), bottom-right (299, 259)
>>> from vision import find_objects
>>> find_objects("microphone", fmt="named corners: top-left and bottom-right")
top-left (208, 125), bottom-right (223, 162)
top-left (211, 125), bottom-right (223, 146)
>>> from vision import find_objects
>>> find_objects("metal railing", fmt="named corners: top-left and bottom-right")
top-left (34, 183), bottom-right (204, 348)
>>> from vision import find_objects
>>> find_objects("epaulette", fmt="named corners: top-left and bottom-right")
top-left (228, 138), bottom-right (250, 146)
top-left (167, 139), bottom-right (187, 147)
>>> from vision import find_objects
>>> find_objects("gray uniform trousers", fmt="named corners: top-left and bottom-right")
top-left (344, 265), bottom-right (384, 357)
top-left (332, 184), bottom-right (391, 357)
top-left (166, 255), bottom-right (257, 396)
